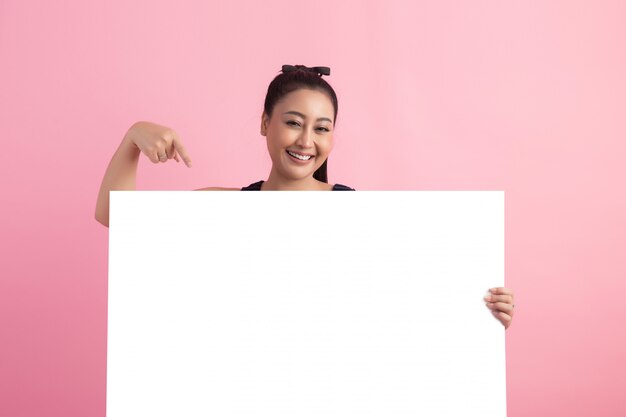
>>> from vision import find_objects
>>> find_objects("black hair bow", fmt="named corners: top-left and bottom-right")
top-left (282, 65), bottom-right (331, 76)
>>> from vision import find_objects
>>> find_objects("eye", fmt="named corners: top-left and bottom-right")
top-left (286, 121), bottom-right (330, 132)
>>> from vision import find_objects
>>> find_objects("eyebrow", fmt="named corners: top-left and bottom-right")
top-left (283, 111), bottom-right (333, 124)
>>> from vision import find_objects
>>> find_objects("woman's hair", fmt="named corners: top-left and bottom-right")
top-left (263, 65), bottom-right (338, 183)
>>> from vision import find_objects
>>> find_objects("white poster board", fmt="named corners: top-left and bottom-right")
top-left (107, 191), bottom-right (506, 417)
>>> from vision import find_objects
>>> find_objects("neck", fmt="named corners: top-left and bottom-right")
top-left (263, 168), bottom-right (326, 191)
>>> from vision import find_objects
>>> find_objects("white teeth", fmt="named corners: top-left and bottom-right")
top-left (287, 150), bottom-right (312, 160)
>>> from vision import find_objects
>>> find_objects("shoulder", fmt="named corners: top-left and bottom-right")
top-left (332, 183), bottom-right (356, 191)
top-left (193, 186), bottom-right (240, 191)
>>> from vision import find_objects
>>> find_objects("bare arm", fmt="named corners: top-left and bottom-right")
top-left (95, 133), bottom-right (140, 227)
top-left (193, 187), bottom-right (240, 191)
top-left (94, 121), bottom-right (193, 228)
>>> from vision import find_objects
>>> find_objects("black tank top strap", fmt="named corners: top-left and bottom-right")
top-left (241, 180), bottom-right (264, 191)
top-left (241, 180), bottom-right (355, 191)
top-left (332, 183), bottom-right (356, 191)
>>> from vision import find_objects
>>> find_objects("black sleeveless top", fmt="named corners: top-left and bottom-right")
top-left (241, 180), bottom-right (355, 191)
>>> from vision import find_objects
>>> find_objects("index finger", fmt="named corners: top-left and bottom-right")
top-left (172, 133), bottom-right (192, 168)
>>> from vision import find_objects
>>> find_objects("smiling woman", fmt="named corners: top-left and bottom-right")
top-left (93, 64), bottom-right (514, 329)
top-left (248, 67), bottom-right (355, 191)
top-left (94, 65), bottom-right (354, 213)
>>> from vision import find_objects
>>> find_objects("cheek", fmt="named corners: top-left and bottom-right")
top-left (268, 127), bottom-right (292, 146)
top-left (266, 131), bottom-right (283, 148)
top-left (323, 137), bottom-right (334, 153)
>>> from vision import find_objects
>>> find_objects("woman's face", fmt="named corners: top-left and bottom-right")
top-left (261, 88), bottom-right (335, 182)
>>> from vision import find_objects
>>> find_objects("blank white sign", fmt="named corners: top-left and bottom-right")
top-left (107, 191), bottom-right (506, 417)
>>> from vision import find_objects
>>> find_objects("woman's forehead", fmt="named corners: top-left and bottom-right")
top-left (276, 89), bottom-right (334, 116)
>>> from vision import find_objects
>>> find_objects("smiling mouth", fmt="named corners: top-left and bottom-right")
top-left (286, 150), bottom-right (314, 161)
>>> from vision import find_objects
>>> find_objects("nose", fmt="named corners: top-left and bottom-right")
top-left (295, 127), bottom-right (314, 148)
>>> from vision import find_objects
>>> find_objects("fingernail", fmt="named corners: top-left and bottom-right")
top-left (484, 295), bottom-right (492, 301)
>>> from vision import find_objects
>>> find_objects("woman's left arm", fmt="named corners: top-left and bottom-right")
top-left (484, 287), bottom-right (515, 329)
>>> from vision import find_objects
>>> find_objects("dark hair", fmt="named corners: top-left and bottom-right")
top-left (263, 65), bottom-right (338, 183)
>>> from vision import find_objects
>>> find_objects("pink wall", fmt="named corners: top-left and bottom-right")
top-left (1, 1), bottom-right (625, 416)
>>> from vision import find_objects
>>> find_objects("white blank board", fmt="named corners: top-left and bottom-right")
top-left (108, 191), bottom-right (506, 417)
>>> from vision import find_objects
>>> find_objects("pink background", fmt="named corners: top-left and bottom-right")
top-left (1, 1), bottom-right (625, 416)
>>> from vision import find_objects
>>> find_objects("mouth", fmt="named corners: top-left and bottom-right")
top-left (286, 150), bottom-right (315, 163)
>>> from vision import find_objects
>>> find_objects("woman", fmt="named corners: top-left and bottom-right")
top-left (95, 64), bottom-right (515, 328)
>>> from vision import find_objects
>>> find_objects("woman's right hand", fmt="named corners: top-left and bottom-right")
top-left (125, 121), bottom-right (193, 167)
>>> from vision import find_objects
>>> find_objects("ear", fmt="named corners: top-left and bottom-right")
top-left (260, 112), bottom-right (268, 136)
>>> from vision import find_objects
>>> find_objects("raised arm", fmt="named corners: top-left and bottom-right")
top-left (94, 121), bottom-right (192, 227)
